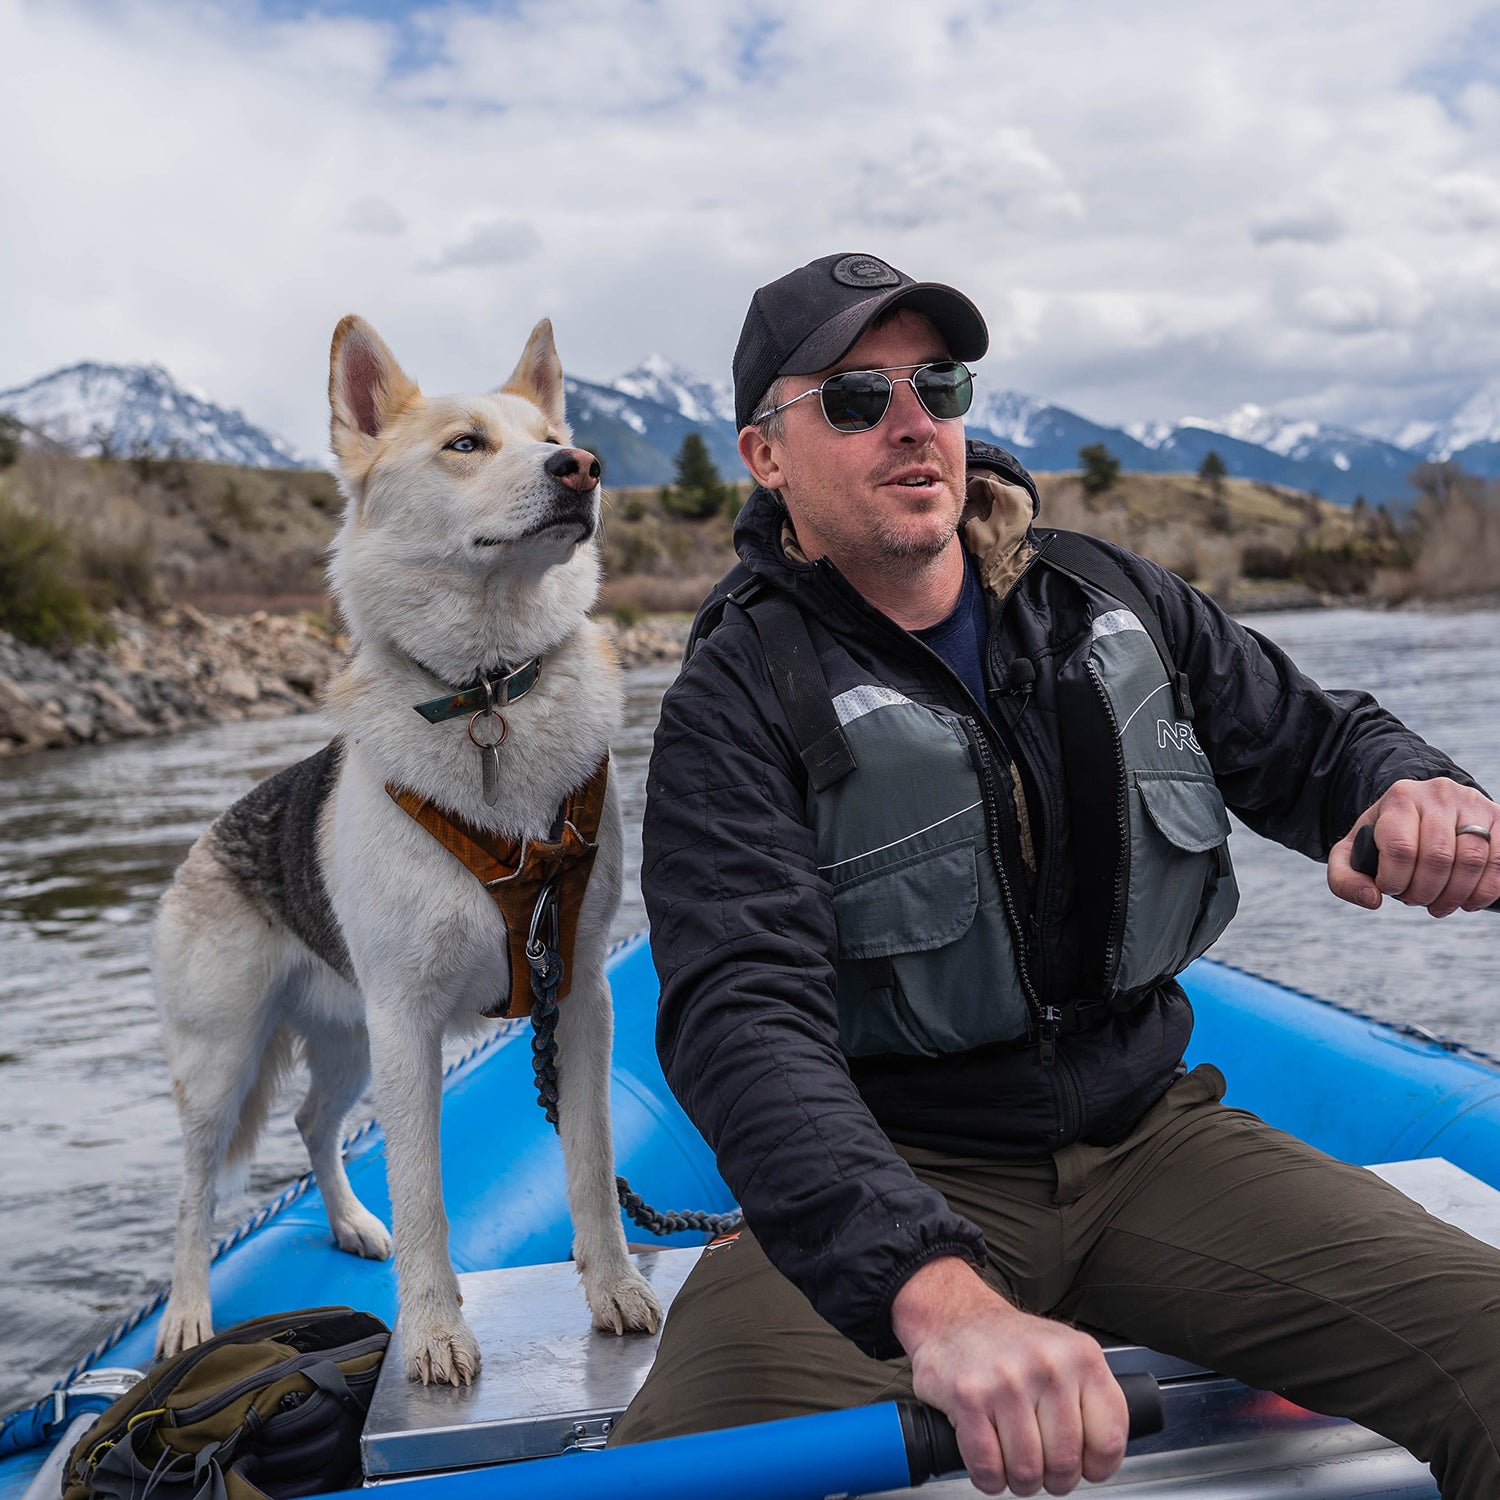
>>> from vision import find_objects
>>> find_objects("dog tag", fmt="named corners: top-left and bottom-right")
top-left (480, 743), bottom-right (502, 805)
top-left (468, 709), bottom-right (509, 806)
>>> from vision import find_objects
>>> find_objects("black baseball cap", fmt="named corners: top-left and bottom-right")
top-left (732, 252), bottom-right (989, 430)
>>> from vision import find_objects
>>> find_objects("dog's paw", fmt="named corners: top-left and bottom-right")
top-left (585, 1267), bottom-right (663, 1337)
top-left (330, 1205), bottom-right (393, 1261)
top-left (156, 1298), bottom-right (213, 1358)
top-left (400, 1313), bottom-right (481, 1387)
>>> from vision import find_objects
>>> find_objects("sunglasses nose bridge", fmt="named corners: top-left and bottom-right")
top-left (883, 373), bottom-right (939, 436)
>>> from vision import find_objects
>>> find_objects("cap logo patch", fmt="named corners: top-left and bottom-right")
top-left (831, 255), bottom-right (901, 289)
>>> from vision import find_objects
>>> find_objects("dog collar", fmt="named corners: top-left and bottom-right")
top-left (411, 657), bottom-right (543, 724)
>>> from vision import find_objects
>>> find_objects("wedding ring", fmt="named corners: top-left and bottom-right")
top-left (1456, 824), bottom-right (1492, 841)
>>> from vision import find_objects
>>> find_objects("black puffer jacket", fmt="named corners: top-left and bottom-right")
top-left (642, 442), bottom-right (1475, 1359)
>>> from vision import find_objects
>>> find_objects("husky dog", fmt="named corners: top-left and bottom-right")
top-left (155, 317), bottom-right (661, 1384)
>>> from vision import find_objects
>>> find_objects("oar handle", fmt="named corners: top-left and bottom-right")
top-left (900, 1371), bottom-right (1164, 1483)
top-left (1352, 825), bottom-right (1500, 911)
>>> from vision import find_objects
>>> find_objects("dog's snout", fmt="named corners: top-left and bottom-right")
top-left (545, 447), bottom-right (602, 493)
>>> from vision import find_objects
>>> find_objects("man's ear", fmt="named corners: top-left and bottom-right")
top-left (738, 424), bottom-right (784, 490)
top-left (328, 316), bottom-right (419, 476)
top-left (500, 318), bottom-right (565, 429)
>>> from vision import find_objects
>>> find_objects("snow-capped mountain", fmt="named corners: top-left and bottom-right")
top-left (609, 355), bottom-right (735, 427)
top-left (1409, 380), bottom-right (1500, 463)
top-left (0, 362), bottom-right (306, 468)
top-left (8, 353), bottom-right (1500, 503)
top-left (1172, 403), bottom-right (1417, 480)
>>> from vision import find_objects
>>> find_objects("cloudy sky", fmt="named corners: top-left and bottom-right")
top-left (3, 0), bottom-right (1500, 456)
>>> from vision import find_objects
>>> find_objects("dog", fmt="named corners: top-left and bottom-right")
top-left (154, 316), bottom-right (661, 1384)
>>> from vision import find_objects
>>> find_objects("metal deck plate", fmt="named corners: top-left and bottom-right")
top-left (361, 1248), bottom-right (697, 1478)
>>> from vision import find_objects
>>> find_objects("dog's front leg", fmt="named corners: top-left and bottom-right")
top-left (367, 1003), bottom-right (480, 1385)
top-left (552, 977), bottom-right (661, 1335)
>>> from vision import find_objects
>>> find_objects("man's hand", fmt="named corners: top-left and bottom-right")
top-left (1329, 777), bottom-right (1500, 917)
top-left (891, 1256), bottom-right (1127, 1496)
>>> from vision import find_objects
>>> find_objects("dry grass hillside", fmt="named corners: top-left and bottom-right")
top-left (2, 447), bottom-right (340, 617)
top-left (0, 449), bottom-right (1493, 652)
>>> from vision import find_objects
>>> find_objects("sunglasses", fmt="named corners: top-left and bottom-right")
top-left (754, 361), bottom-right (974, 433)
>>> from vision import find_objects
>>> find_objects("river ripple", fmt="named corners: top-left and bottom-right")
top-left (1, 614), bottom-right (1497, 1412)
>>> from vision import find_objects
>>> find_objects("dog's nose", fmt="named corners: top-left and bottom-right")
top-left (544, 448), bottom-right (602, 493)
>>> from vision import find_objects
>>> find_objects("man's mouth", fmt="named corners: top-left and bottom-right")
top-left (883, 468), bottom-right (943, 490)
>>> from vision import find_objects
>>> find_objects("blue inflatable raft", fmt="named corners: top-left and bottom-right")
top-left (5, 939), bottom-right (1498, 1499)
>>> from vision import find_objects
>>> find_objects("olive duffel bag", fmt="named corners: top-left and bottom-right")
top-left (62, 1306), bottom-right (389, 1500)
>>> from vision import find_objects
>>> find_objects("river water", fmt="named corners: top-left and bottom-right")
top-left (2, 610), bottom-right (1498, 1413)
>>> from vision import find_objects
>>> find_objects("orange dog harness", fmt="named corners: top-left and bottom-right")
top-left (386, 757), bottom-right (609, 1017)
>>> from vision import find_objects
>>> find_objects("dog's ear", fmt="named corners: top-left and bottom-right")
top-left (329, 316), bottom-right (420, 472)
top-left (499, 318), bottom-right (566, 429)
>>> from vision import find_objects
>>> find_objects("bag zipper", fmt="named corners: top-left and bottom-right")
top-left (170, 1334), bottom-right (389, 1426)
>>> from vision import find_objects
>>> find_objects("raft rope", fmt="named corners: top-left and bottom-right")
top-left (525, 886), bottom-right (744, 1240)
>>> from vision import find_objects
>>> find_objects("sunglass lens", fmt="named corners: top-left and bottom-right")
top-left (915, 362), bottom-right (973, 421)
top-left (819, 371), bottom-right (892, 432)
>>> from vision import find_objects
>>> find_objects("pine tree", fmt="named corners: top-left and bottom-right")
top-left (1198, 449), bottom-right (1227, 499)
top-left (1078, 443), bottom-right (1121, 497)
top-left (662, 432), bottom-right (728, 520)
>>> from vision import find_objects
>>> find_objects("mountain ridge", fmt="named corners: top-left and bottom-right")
top-left (6, 355), bottom-right (1500, 506)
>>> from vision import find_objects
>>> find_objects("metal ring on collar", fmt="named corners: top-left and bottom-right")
top-left (467, 709), bottom-right (508, 749)
top-left (1456, 824), bottom-right (1493, 841)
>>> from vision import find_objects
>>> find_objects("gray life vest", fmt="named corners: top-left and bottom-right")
top-left (699, 533), bottom-right (1239, 1060)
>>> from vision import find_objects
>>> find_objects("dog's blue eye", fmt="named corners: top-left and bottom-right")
top-left (446, 435), bottom-right (479, 453)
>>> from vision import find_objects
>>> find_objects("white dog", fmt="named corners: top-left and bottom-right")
top-left (154, 317), bottom-right (661, 1384)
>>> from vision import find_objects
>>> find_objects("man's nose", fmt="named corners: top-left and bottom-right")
top-left (884, 377), bottom-right (937, 444)
top-left (544, 447), bottom-right (602, 492)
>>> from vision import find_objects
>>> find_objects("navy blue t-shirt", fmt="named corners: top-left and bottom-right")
top-left (912, 552), bottom-right (989, 713)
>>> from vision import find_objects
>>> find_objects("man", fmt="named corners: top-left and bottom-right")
top-left (611, 252), bottom-right (1500, 1497)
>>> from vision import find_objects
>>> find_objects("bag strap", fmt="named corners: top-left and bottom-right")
top-left (741, 591), bottom-right (857, 792)
top-left (1036, 529), bottom-right (1194, 719)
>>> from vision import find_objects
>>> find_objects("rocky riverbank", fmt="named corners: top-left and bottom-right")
top-left (0, 610), bottom-right (691, 757)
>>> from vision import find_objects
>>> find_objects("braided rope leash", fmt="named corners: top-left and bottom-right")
top-left (525, 888), bottom-right (743, 1240)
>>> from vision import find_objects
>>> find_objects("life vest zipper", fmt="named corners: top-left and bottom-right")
top-left (1085, 657), bottom-right (1131, 991)
top-left (811, 555), bottom-right (1051, 1054)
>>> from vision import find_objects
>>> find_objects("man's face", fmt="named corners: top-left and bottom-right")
top-left (748, 309), bottom-right (968, 579)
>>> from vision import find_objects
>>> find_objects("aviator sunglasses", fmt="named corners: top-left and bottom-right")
top-left (754, 361), bottom-right (974, 433)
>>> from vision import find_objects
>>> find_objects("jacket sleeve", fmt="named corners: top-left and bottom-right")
top-left (1109, 546), bottom-right (1484, 857)
top-left (641, 615), bottom-right (987, 1358)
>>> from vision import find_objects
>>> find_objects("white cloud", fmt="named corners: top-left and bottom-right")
top-left (423, 218), bottom-right (540, 270)
top-left (344, 196), bottom-right (408, 235)
top-left (2, 0), bottom-right (1500, 452)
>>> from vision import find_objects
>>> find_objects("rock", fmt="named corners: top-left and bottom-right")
top-left (217, 669), bottom-right (261, 703)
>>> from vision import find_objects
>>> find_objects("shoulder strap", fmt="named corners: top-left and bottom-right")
top-left (742, 592), bottom-right (857, 792)
top-left (685, 562), bottom-right (761, 660)
top-left (1038, 529), bottom-right (1194, 719)
top-left (683, 563), bottom-right (857, 792)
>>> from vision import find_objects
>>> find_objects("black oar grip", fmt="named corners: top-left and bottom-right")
top-left (1352, 824), bottom-right (1381, 880)
top-left (1352, 823), bottom-right (1500, 910)
top-left (900, 1372), bottom-right (1164, 1484)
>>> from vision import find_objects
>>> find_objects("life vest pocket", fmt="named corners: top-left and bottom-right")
top-left (1118, 770), bottom-right (1238, 989)
top-left (830, 838), bottom-right (979, 959)
top-left (830, 836), bottom-right (1026, 1056)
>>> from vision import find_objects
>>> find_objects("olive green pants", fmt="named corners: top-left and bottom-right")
top-left (611, 1065), bottom-right (1500, 1499)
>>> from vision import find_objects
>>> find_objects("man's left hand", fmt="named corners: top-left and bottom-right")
top-left (1329, 777), bottom-right (1500, 916)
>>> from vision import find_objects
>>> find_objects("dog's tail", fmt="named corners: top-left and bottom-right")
top-left (221, 1023), bottom-right (299, 1183)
